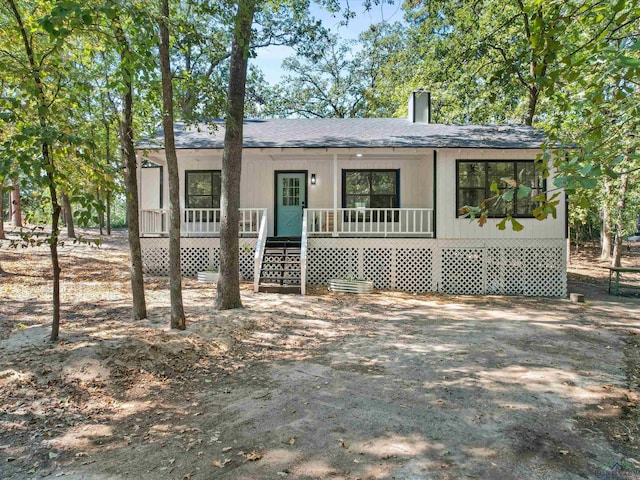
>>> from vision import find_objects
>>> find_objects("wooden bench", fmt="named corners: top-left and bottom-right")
top-left (607, 266), bottom-right (640, 296)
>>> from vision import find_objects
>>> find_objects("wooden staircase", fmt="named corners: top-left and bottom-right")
top-left (258, 237), bottom-right (302, 293)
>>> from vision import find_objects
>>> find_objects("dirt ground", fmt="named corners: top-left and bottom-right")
top-left (1, 228), bottom-right (640, 480)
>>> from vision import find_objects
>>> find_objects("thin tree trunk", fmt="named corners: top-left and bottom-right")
top-left (600, 178), bottom-right (612, 261)
top-left (106, 190), bottom-right (111, 236)
top-left (524, 86), bottom-right (539, 127)
top-left (11, 183), bottom-right (22, 227)
top-left (159, 0), bottom-right (186, 329)
top-left (114, 19), bottom-right (147, 320)
top-left (106, 122), bottom-right (112, 236)
top-left (7, 0), bottom-right (61, 341)
top-left (215, 0), bottom-right (257, 310)
top-left (0, 183), bottom-right (5, 240)
top-left (62, 193), bottom-right (75, 238)
top-left (611, 173), bottom-right (629, 268)
top-left (7, 186), bottom-right (12, 225)
top-left (97, 188), bottom-right (104, 236)
top-left (45, 151), bottom-right (62, 341)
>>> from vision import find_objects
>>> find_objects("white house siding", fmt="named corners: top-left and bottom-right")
top-left (435, 148), bottom-right (566, 239)
top-left (139, 166), bottom-right (162, 210)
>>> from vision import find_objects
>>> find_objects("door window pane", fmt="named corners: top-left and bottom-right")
top-left (282, 177), bottom-right (300, 206)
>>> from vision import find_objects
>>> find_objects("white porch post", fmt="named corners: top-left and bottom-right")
top-left (136, 154), bottom-right (142, 232)
top-left (333, 153), bottom-right (338, 237)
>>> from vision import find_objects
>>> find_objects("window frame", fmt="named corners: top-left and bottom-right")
top-left (185, 170), bottom-right (221, 209)
top-left (342, 169), bottom-right (400, 222)
top-left (455, 160), bottom-right (545, 218)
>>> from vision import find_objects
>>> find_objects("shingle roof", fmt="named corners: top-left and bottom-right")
top-left (140, 118), bottom-right (547, 150)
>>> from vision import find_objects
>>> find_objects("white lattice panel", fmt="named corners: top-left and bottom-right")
top-left (239, 239), bottom-right (257, 281)
top-left (181, 247), bottom-right (211, 276)
top-left (363, 248), bottom-right (392, 289)
top-left (143, 247), bottom-right (169, 276)
top-left (523, 246), bottom-right (566, 297)
top-left (211, 248), bottom-right (221, 271)
top-left (396, 248), bottom-right (434, 293)
top-left (142, 237), bottom-right (566, 296)
top-left (440, 248), bottom-right (485, 294)
top-left (142, 238), bottom-right (219, 277)
top-left (307, 248), bottom-right (358, 285)
top-left (486, 247), bottom-right (525, 295)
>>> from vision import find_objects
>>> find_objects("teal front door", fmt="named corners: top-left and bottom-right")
top-left (276, 172), bottom-right (306, 237)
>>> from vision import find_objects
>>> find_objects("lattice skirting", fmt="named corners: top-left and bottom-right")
top-left (140, 238), bottom-right (256, 279)
top-left (307, 238), bottom-right (566, 297)
top-left (141, 237), bottom-right (567, 297)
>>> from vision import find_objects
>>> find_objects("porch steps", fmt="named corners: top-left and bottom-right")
top-left (258, 237), bottom-right (302, 294)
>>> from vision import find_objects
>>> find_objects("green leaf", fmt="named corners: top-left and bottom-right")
top-left (617, 55), bottom-right (640, 69)
top-left (613, 0), bottom-right (626, 13)
top-left (578, 177), bottom-right (598, 189)
top-left (510, 217), bottom-right (524, 232)
top-left (516, 185), bottom-right (531, 199)
top-left (503, 189), bottom-right (514, 202)
top-left (41, 19), bottom-right (55, 35)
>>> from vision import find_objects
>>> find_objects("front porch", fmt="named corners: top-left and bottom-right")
top-left (139, 207), bottom-right (435, 238)
top-left (140, 206), bottom-right (436, 294)
top-left (139, 207), bottom-right (566, 297)
top-left (139, 208), bottom-right (267, 237)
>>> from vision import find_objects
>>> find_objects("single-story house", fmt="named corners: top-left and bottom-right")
top-left (137, 91), bottom-right (566, 296)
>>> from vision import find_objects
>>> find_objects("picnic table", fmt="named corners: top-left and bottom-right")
top-left (607, 266), bottom-right (640, 296)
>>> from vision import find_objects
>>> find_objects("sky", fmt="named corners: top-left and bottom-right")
top-left (252, 0), bottom-right (403, 85)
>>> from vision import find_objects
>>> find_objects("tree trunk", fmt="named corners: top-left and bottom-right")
top-left (45, 150), bottom-right (62, 342)
top-left (600, 178), bottom-right (612, 261)
top-left (105, 122), bottom-right (112, 236)
top-left (611, 173), bottom-right (629, 268)
top-left (106, 190), bottom-right (111, 236)
top-left (7, 186), bottom-right (12, 224)
top-left (11, 183), bottom-right (22, 227)
top-left (524, 86), bottom-right (539, 127)
top-left (114, 19), bottom-right (147, 320)
top-left (97, 188), bottom-right (104, 236)
top-left (7, 0), bottom-right (61, 341)
top-left (215, 0), bottom-right (257, 310)
top-left (0, 183), bottom-right (5, 240)
top-left (62, 193), bottom-right (75, 238)
top-left (159, 0), bottom-right (186, 329)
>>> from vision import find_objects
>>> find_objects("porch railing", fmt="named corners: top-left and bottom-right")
top-left (305, 208), bottom-right (434, 237)
top-left (300, 209), bottom-right (309, 295)
top-left (253, 210), bottom-right (269, 292)
top-left (140, 208), bottom-right (267, 236)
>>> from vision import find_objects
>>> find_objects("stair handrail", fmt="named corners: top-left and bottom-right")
top-left (300, 208), bottom-right (308, 295)
top-left (253, 208), bottom-right (268, 293)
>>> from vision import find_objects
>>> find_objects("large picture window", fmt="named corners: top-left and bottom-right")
top-left (185, 170), bottom-right (221, 208)
top-left (343, 169), bottom-right (399, 221)
top-left (457, 160), bottom-right (544, 217)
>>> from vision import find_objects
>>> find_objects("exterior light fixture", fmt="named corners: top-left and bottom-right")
top-left (356, 153), bottom-right (363, 157)
top-left (310, 173), bottom-right (317, 185)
